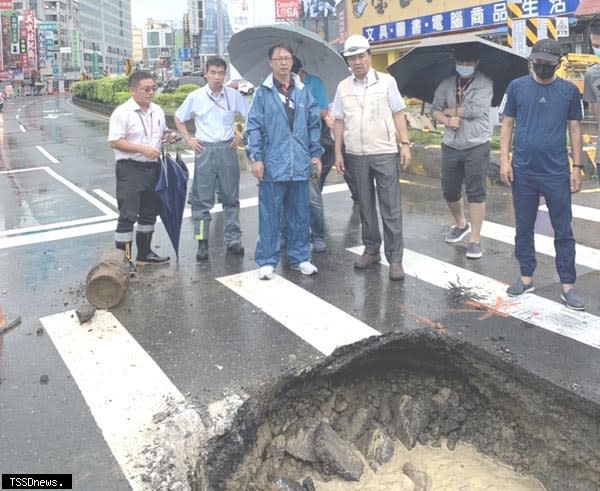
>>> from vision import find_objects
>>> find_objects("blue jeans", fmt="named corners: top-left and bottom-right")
top-left (512, 171), bottom-right (576, 284)
top-left (280, 178), bottom-right (325, 242)
top-left (255, 181), bottom-right (310, 268)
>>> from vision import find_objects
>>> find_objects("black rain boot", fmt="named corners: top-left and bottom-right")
top-left (196, 240), bottom-right (209, 261)
top-left (115, 241), bottom-right (137, 276)
top-left (136, 232), bottom-right (170, 264)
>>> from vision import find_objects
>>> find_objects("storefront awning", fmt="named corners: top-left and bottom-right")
top-left (575, 0), bottom-right (600, 16)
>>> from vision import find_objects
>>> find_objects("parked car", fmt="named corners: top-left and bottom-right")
top-left (228, 79), bottom-right (255, 95)
top-left (160, 75), bottom-right (206, 93)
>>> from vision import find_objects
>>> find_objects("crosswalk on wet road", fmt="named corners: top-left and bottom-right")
top-left (3, 156), bottom-right (600, 490)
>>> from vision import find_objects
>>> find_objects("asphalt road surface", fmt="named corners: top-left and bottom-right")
top-left (0, 95), bottom-right (599, 490)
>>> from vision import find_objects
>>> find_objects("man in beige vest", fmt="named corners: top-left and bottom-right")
top-left (332, 34), bottom-right (411, 280)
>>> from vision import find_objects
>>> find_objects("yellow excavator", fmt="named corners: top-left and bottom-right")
top-left (556, 53), bottom-right (597, 94)
top-left (556, 54), bottom-right (598, 172)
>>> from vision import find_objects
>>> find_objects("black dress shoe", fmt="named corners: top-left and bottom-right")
top-left (196, 240), bottom-right (209, 261)
top-left (137, 250), bottom-right (170, 264)
top-left (226, 242), bottom-right (244, 255)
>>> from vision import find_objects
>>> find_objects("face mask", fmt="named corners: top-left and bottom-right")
top-left (456, 64), bottom-right (475, 78)
top-left (532, 63), bottom-right (557, 80)
top-left (593, 47), bottom-right (600, 58)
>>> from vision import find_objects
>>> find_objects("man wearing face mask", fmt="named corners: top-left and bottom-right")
top-left (499, 39), bottom-right (584, 310)
top-left (583, 18), bottom-right (600, 184)
top-left (432, 44), bottom-right (493, 260)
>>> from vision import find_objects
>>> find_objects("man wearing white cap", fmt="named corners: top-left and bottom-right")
top-left (332, 34), bottom-right (411, 281)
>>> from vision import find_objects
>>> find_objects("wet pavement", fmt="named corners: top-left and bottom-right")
top-left (0, 96), bottom-right (599, 490)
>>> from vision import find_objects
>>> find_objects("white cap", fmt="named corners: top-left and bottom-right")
top-left (343, 35), bottom-right (370, 57)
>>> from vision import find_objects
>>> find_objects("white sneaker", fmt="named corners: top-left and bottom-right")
top-left (258, 265), bottom-right (274, 280)
top-left (292, 261), bottom-right (318, 275)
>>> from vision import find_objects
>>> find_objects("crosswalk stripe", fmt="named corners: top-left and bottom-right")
top-left (539, 203), bottom-right (600, 223)
top-left (217, 270), bottom-right (381, 355)
top-left (40, 310), bottom-right (206, 490)
top-left (348, 246), bottom-right (600, 350)
top-left (481, 220), bottom-right (600, 271)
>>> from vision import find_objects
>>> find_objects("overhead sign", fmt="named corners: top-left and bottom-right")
top-left (362, 0), bottom-right (579, 44)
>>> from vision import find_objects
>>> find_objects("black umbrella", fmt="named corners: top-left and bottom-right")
top-left (387, 33), bottom-right (530, 107)
top-left (155, 150), bottom-right (189, 260)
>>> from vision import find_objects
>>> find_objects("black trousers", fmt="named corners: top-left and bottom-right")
top-left (115, 160), bottom-right (161, 238)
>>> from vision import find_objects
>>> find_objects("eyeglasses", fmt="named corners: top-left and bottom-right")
top-left (139, 86), bottom-right (156, 93)
top-left (271, 57), bottom-right (292, 63)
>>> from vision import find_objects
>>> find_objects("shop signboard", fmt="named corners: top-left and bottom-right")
top-left (351, 0), bottom-right (579, 44)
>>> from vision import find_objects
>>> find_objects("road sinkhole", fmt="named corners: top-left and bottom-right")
top-left (194, 330), bottom-right (600, 491)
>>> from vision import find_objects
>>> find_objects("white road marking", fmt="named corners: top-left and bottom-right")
top-left (19, 124), bottom-right (26, 133)
top-left (40, 310), bottom-right (206, 490)
top-left (348, 246), bottom-right (600, 350)
top-left (539, 203), bottom-right (600, 223)
top-left (93, 188), bottom-right (118, 208)
top-left (481, 220), bottom-right (600, 271)
top-left (43, 167), bottom-right (116, 216)
top-left (0, 215), bottom-right (116, 238)
top-left (0, 166), bottom-right (48, 174)
top-left (0, 220), bottom-right (115, 249)
top-left (0, 168), bottom-right (118, 242)
top-left (35, 145), bottom-right (59, 164)
top-left (218, 270), bottom-right (380, 355)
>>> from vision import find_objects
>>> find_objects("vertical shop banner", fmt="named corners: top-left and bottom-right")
top-left (37, 31), bottom-right (47, 69)
top-left (24, 10), bottom-right (37, 74)
top-left (227, 0), bottom-right (249, 33)
top-left (275, 0), bottom-right (300, 20)
top-left (11, 15), bottom-right (19, 54)
top-left (199, 0), bottom-right (233, 55)
top-left (71, 30), bottom-right (80, 67)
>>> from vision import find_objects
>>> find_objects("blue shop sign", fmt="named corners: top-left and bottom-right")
top-left (362, 0), bottom-right (579, 43)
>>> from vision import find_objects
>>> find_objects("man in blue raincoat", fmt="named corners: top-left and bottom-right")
top-left (246, 43), bottom-right (323, 280)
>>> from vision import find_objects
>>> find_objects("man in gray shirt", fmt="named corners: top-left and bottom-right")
top-left (432, 43), bottom-right (493, 259)
top-left (583, 18), bottom-right (600, 184)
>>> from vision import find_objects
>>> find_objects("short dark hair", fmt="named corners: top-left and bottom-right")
top-left (128, 70), bottom-right (153, 88)
top-left (268, 43), bottom-right (293, 59)
top-left (590, 17), bottom-right (600, 37)
top-left (205, 56), bottom-right (227, 72)
top-left (454, 43), bottom-right (480, 62)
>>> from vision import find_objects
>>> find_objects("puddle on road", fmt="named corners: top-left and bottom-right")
top-left (313, 441), bottom-right (545, 490)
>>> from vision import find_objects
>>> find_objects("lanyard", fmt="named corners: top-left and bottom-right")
top-left (455, 76), bottom-right (474, 106)
top-left (207, 89), bottom-right (230, 111)
top-left (136, 110), bottom-right (153, 140)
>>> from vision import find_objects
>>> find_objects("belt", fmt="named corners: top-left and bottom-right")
top-left (116, 158), bottom-right (158, 164)
top-left (201, 140), bottom-right (233, 146)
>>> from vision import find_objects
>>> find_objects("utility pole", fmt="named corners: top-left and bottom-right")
top-left (216, 0), bottom-right (224, 57)
top-left (100, 0), bottom-right (107, 73)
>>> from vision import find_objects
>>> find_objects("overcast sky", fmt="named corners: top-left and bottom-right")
top-left (131, 0), bottom-right (187, 27)
top-left (130, 0), bottom-right (276, 29)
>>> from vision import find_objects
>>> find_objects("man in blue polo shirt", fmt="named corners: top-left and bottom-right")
top-left (499, 39), bottom-right (584, 310)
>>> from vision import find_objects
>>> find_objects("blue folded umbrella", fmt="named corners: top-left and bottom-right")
top-left (155, 151), bottom-right (189, 260)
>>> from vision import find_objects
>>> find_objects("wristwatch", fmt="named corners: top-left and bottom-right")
top-left (399, 141), bottom-right (410, 145)
top-left (572, 164), bottom-right (584, 168)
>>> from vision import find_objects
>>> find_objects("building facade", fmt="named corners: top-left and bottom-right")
top-left (343, 0), bottom-right (589, 71)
